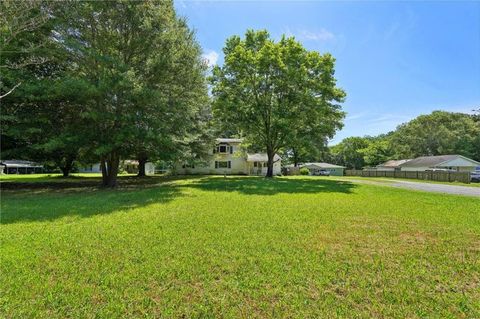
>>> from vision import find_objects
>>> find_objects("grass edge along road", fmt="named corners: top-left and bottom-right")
top-left (1, 176), bottom-right (479, 318)
top-left (338, 175), bottom-right (480, 187)
top-left (2, 172), bottom-right (479, 187)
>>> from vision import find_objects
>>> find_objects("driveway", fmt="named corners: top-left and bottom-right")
top-left (341, 178), bottom-right (480, 197)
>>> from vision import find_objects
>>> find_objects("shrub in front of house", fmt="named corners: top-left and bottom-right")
top-left (300, 167), bottom-right (310, 175)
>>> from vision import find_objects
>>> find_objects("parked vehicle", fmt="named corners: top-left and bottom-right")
top-left (470, 170), bottom-right (480, 183)
top-left (315, 169), bottom-right (330, 176)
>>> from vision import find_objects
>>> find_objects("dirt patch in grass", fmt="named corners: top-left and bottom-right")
top-left (308, 217), bottom-right (442, 258)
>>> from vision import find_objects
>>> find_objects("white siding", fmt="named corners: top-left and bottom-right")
top-left (376, 167), bottom-right (395, 172)
top-left (145, 163), bottom-right (156, 175)
top-left (175, 142), bottom-right (283, 176)
top-left (437, 158), bottom-right (478, 170)
top-left (247, 161), bottom-right (281, 176)
top-left (78, 163), bottom-right (102, 173)
top-left (175, 143), bottom-right (248, 175)
top-left (401, 166), bottom-right (430, 172)
top-left (175, 156), bottom-right (248, 175)
top-left (79, 162), bottom-right (156, 174)
top-left (401, 157), bottom-right (479, 172)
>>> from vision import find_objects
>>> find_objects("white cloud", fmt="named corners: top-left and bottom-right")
top-left (202, 50), bottom-right (219, 67)
top-left (300, 28), bottom-right (335, 41)
top-left (345, 112), bottom-right (367, 121)
top-left (367, 114), bottom-right (411, 124)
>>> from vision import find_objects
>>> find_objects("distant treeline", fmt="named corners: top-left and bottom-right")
top-left (327, 111), bottom-right (480, 169)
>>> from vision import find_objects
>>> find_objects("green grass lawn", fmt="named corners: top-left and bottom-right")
top-left (0, 173), bottom-right (103, 180)
top-left (1, 176), bottom-right (479, 318)
top-left (0, 172), bottom-right (135, 182)
top-left (335, 175), bottom-right (480, 187)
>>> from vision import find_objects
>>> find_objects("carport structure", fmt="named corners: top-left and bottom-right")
top-left (1, 160), bottom-right (43, 174)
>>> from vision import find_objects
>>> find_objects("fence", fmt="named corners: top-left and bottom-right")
top-left (345, 169), bottom-right (471, 184)
top-left (282, 167), bottom-right (301, 176)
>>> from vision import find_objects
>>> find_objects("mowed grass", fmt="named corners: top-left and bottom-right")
top-left (0, 173), bottom-right (104, 180)
top-left (1, 176), bottom-right (479, 318)
top-left (335, 175), bottom-right (480, 187)
top-left (0, 173), bottom-right (135, 182)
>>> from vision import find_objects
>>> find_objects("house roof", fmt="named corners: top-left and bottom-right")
top-left (0, 160), bottom-right (43, 168)
top-left (377, 159), bottom-right (411, 168)
top-left (399, 155), bottom-right (480, 167)
top-left (246, 153), bottom-right (281, 162)
top-left (216, 138), bottom-right (244, 144)
top-left (302, 162), bottom-right (345, 169)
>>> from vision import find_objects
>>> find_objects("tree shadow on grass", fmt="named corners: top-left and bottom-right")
top-left (0, 175), bottom-right (180, 190)
top-left (183, 176), bottom-right (357, 196)
top-left (1, 183), bottom-right (184, 225)
top-left (1, 176), bottom-right (357, 225)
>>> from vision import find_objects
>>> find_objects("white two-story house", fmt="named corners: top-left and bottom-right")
top-left (175, 138), bottom-right (282, 176)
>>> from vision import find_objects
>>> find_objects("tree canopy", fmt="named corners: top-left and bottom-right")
top-left (329, 111), bottom-right (480, 169)
top-left (211, 29), bottom-right (345, 177)
top-left (390, 111), bottom-right (479, 160)
top-left (1, 0), bottom-right (210, 186)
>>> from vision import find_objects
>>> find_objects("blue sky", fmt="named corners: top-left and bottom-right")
top-left (175, 0), bottom-right (480, 144)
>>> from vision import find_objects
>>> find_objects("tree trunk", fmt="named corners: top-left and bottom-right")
top-left (101, 152), bottom-right (120, 187)
top-left (137, 155), bottom-right (147, 177)
top-left (100, 158), bottom-right (107, 183)
top-left (266, 148), bottom-right (275, 178)
top-left (59, 154), bottom-right (75, 177)
top-left (292, 148), bottom-right (299, 167)
top-left (60, 164), bottom-right (71, 177)
top-left (106, 156), bottom-right (119, 187)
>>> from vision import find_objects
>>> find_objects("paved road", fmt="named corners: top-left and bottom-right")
top-left (344, 178), bottom-right (480, 197)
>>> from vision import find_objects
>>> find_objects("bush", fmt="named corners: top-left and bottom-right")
top-left (299, 167), bottom-right (310, 175)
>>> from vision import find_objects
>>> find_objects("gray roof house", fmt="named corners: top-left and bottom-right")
top-left (376, 159), bottom-right (411, 171)
top-left (399, 155), bottom-right (480, 172)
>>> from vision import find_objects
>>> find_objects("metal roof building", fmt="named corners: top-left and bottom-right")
top-left (399, 155), bottom-right (480, 172)
top-left (0, 160), bottom-right (44, 174)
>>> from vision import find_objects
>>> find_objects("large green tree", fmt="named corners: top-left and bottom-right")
top-left (0, 0), bottom-right (84, 176)
top-left (55, 1), bottom-right (209, 186)
top-left (0, 0), bottom-right (51, 99)
top-left (286, 108), bottom-right (344, 167)
top-left (128, 16), bottom-right (210, 177)
top-left (330, 136), bottom-right (370, 169)
top-left (472, 108), bottom-right (480, 162)
top-left (390, 111), bottom-right (480, 161)
top-left (359, 134), bottom-right (395, 167)
top-left (211, 30), bottom-right (345, 177)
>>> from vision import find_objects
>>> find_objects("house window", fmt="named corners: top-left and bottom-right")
top-left (215, 161), bottom-right (231, 169)
top-left (254, 162), bottom-right (267, 168)
top-left (214, 144), bottom-right (234, 154)
top-left (182, 163), bottom-right (195, 169)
